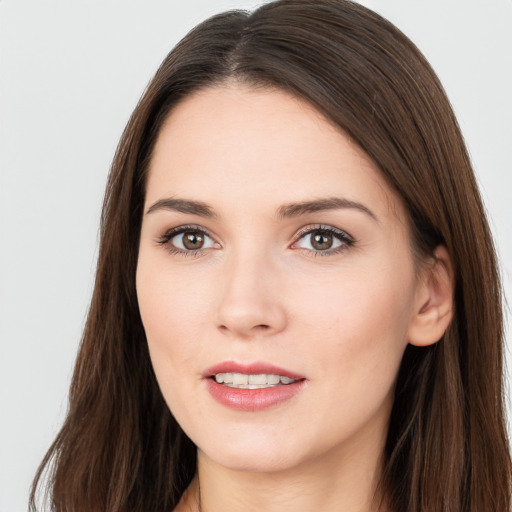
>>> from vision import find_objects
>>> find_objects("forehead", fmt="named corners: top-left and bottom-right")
top-left (146, 85), bottom-right (405, 223)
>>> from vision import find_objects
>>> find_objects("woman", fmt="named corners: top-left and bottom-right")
top-left (30, 1), bottom-right (511, 511)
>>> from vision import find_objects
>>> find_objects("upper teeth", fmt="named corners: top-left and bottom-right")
top-left (214, 372), bottom-right (296, 388)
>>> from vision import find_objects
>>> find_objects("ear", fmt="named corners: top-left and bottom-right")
top-left (407, 245), bottom-right (455, 347)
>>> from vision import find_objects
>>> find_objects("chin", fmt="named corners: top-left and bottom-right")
top-left (202, 444), bottom-right (303, 474)
top-left (193, 423), bottom-right (311, 474)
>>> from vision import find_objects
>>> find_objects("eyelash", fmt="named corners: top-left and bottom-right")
top-left (292, 225), bottom-right (355, 256)
top-left (156, 224), bottom-right (355, 257)
top-left (156, 224), bottom-right (216, 257)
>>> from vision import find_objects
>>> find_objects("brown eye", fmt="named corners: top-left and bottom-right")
top-left (311, 231), bottom-right (333, 250)
top-left (182, 231), bottom-right (205, 250)
top-left (165, 227), bottom-right (217, 252)
top-left (293, 226), bottom-right (352, 254)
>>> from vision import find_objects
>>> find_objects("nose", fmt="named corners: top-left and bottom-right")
top-left (215, 250), bottom-right (288, 339)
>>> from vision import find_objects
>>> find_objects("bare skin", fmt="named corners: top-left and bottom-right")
top-left (137, 85), bottom-right (454, 512)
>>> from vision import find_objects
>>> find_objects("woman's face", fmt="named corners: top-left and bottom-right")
top-left (137, 85), bottom-right (423, 474)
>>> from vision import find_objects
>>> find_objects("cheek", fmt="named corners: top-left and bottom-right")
top-left (293, 257), bottom-right (416, 388)
top-left (136, 247), bottom-right (213, 339)
top-left (136, 256), bottom-right (208, 397)
top-left (281, 267), bottom-right (414, 448)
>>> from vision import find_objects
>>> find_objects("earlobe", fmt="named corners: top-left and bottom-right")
top-left (407, 245), bottom-right (455, 347)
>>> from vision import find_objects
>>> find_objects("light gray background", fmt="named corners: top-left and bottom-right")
top-left (1, 1), bottom-right (511, 511)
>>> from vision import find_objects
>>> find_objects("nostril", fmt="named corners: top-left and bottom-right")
top-left (217, 323), bottom-right (271, 334)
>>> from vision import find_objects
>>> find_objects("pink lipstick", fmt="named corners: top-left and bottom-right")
top-left (203, 361), bottom-right (306, 411)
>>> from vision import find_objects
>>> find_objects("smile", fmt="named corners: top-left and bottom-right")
top-left (204, 362), bottom-right (306, 411)
top-left (214, 372), bottom-right (297, 388)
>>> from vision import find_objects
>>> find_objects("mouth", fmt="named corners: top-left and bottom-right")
top-left (203, 361), bottom-right (306, 411)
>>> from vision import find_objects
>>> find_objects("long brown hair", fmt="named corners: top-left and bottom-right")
top-left (30, 1), bottom-right (511, 511)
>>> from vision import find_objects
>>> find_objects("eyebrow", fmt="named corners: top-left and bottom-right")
top-left (145, 196), bottom-right (377, 222)
top-left (277, 197), bottom-right (378, 221)
top-left (146, 198), bottom-right (217, 217)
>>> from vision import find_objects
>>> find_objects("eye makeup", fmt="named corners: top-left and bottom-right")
top-left (291, 224), bottom-right (355, 256)
top-left (155, 222), bottom-right (356, 258)
top-left (156, 224), bottom-right (220, 257)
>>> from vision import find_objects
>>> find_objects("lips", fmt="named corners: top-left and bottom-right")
top-left (203, 361), bottom-right (306, 411)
